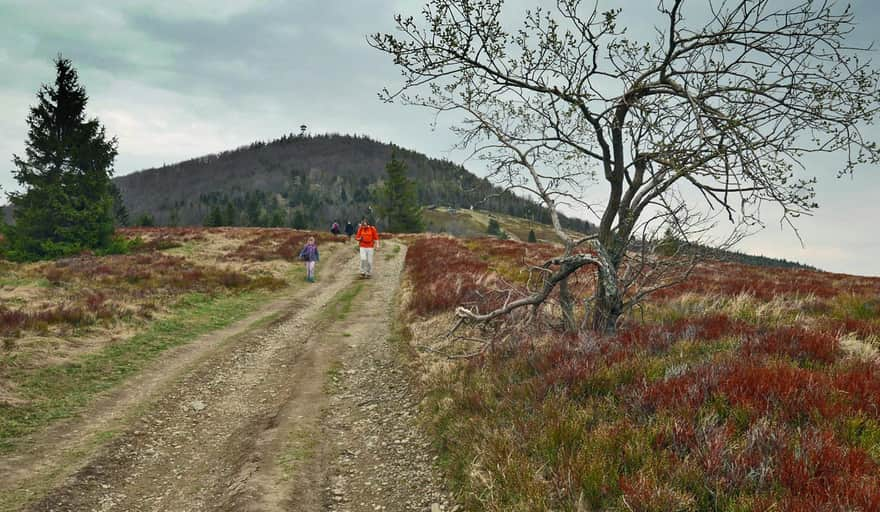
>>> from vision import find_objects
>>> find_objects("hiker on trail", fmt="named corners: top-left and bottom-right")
top-left (344, 221), bottom-right (355, 240)
top-left (298, 236), bottom-right (320, 282)
top-left (330, 220), bottom-right (341, 235)
top-left (355, 217), bottom-right (379, 278)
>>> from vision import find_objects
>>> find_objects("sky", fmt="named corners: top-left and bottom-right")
top-left (1, 0), bottom-right (879, 276)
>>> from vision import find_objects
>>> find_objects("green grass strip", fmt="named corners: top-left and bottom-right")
top-left (0, 290), bottom-right (275, 453)
top-left (323, 281), bottom-right (365, 322)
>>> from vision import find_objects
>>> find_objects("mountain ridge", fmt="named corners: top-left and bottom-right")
top-left (112, 132), bottom-right (596, 233)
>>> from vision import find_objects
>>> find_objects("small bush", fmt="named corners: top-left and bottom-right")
top-left (406, 237), bottom-right (489, 315)
top-left (778, 429), bottom-right (880, 510)
top-left (740, 326), bottom-right (839, 365)
top-left (835, 361), bottom-right (880, 419)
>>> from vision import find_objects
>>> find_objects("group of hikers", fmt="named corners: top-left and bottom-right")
top-left (298, 217), bottom-right (379, 282)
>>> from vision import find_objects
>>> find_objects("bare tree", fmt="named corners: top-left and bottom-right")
top-left (371, 0), bottom-right (880, 333)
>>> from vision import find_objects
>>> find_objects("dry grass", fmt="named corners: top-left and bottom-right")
top-left (840, 333), bottom-right (880, 362)
top-left (0, 227), bottom-right (341, 407)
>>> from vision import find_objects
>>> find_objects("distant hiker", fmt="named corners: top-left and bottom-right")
top-left (298, 236), bottom-right (320, 282)
top-left (344, 220), bottom-right (355, 240)
top-left (330, 220), bottom-right (341, 235)
top-left (355, 217), bottom-right (379, 278)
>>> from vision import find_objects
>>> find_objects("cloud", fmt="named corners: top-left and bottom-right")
top-left (1, 0), bottom-right (879, 276)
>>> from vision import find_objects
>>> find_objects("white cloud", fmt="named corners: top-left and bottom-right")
top-left (123, 0), bottom-right (280, 22)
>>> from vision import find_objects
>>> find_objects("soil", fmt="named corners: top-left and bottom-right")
top-left (0, 241), bottom-right (454, 512)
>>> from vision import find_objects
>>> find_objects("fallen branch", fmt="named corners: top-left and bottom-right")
top-left (455, 252), bottom-right (602, 323)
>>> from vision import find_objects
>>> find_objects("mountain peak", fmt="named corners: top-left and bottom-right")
top-left (114, 133), bottom-right (595, 233)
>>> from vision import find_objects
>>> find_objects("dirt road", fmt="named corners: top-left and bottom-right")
top-left (1, 241), bottom-right (453, 512)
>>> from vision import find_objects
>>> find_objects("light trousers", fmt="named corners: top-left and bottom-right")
top-left (359, 247), bottom-right (374, 275)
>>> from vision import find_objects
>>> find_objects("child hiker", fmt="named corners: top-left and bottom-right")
top-left (299, 236), bottom-right (320, 282)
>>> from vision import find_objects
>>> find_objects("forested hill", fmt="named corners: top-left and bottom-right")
top-left (113, 133), bottom-right (595, 233)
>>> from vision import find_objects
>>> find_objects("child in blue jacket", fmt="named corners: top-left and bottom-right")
top-left (299, 236), bottom-right (320, 282)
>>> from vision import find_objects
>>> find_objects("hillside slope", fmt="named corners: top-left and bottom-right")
top-left (114, 133), bottom-right (594, 234)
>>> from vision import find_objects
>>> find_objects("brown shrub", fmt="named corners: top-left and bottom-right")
top-left (740, 326), bottom-right (840, 365)
top-left (405, 236), bottom-right (490, 315)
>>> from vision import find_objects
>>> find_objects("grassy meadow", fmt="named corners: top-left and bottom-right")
top-left (401, 235), bottom-right (880, 511)
top-left (0, 227), bottom-right (342, 451)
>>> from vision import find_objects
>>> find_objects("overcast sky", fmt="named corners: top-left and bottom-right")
top-left (1, 0), bottom-right (879, 276)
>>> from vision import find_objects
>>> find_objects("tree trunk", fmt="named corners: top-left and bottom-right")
top-left (589, 246), bottom-right (623, 334)
top-left (559, 276), bottom-right (577, 333)
top-left (590, 281), bottom-right (623, 334)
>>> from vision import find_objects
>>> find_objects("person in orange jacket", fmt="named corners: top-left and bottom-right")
top-left (355, 217), bottom-right (379, 278)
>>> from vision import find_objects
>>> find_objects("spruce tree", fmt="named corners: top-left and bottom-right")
top-left (269, 210), bottom-right (285, 227)
top-left (2, 56), bottom-right (118, 260)
top-left (135, 213), bottom-right (155, 227)
top-left (291, 210), bottom-right (308, 229)
top-left (377, 152), bottom-right (423, 233)
top-left (223, 201), bottom-right (237, 226)
top-left (205, 205), bottom-right (224, 227)
top-left (109, 182), bottom-right (129, 227)
top-left (487, 218), bottom-right (501, 236)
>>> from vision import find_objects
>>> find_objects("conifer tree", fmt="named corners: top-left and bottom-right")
top-left (135, 213), bottom-right (155, 227)
top-left (377, 152), bottom-right (423, 233)
top-left (205, 205), bottom-right (224, 227)
top-left (109, 182), bottom-right (129, 227)
top-left (291, 210), bottom-right (308, 229)
top-left (269, 210), bottom-right (285, 227)
top-left (487, 218), bottom-right (501, 236)
top-left (2, 56), bottom-right (118, 260)
top-left (223, 201), bottom-right (237, 226)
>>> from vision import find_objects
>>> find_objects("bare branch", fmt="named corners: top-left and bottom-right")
top-left (373, 0), bottom-right (880, 332)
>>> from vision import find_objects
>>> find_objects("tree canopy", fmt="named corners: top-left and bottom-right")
top-left (372, 0), bottom-right (880, 332)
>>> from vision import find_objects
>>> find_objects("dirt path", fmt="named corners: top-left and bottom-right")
top-left (2, 241), bottom-right (453, 512)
